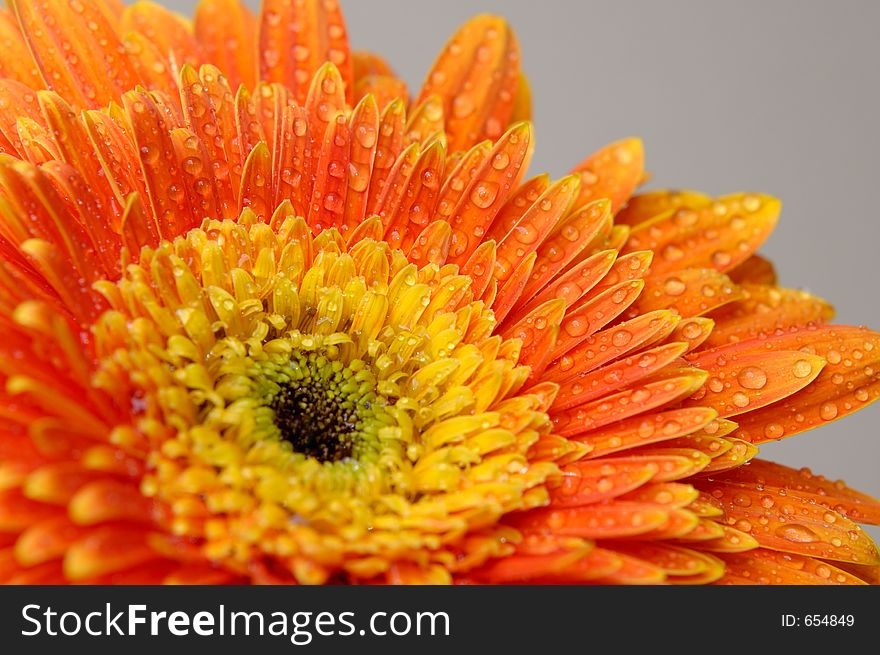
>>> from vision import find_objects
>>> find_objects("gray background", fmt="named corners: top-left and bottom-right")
top-left (174, 0), bottom-right (880, 532)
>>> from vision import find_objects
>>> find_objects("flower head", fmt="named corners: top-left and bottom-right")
top-left (0, 0), bottom-right (877, 585)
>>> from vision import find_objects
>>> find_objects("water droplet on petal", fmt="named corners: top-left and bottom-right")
top-left (738, 366), bottom-right (767, 390)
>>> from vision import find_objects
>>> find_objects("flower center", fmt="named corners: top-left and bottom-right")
top-left (270, 379), bottom-right (356, 463)
top-left (265, 352), bottom-right (378, 463)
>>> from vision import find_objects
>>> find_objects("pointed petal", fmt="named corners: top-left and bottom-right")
top-left (194, 0), bottom-right (257, 90)
top-left (491, 173), bottom-right (578, 286)
top-left (121, 0), bottom-right (202, 68)
top-left (11, 0), bottom-right (141, 108)
top-left (712, 459), bottom-right (880, 525)
top-left (510, 502), bottom-right (670, 539)
top-left (550, 460), bottom-right (659, 507)
top-left (341, 94), bottom-right (380, 230)
top-left (552, 341), bottom-right (688, 411)
top-left (552, 371), bottom-right (708, 438)
top-left (624, 193), bottom-right (780, 275)
top-left (447, 122), bottom-right (534, 264)
top-left (684, 347), bottom-right (826, 418)
top-left (520, 199), bottom-right (611, 301)
top-left (615, 188), bottom-right (711, 227)
top-left (695, 480), bottom-right (879, 564)
top-left (418, 15), bottom-right (520, 150)
top-left (633, 267), bottom-right (744, 318)
top-left (545, 310), bottom-right (681, 384)
top-left (258, 0), bottom-right (352, 105)
top-left (571, 137), bottom-right (644, 212)
top-left (732, 325), bottom-right (880, 443)
top-left (578, 407), bottom-right (718, 458)
top-left (728, 253), bottom-right (778, 285)
top-left (704, 284), bottom-right (834, 348)
top-left (721, 549), bottom-right (867, 585)
top-left (366, 98), bottom-right (406, 215)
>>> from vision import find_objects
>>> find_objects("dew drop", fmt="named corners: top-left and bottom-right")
top-left (775, 524), bottom-right (818, 543)
top-left (737, 366), bottom-right (768, 390)
top-left (732, 391), bottom-right (750, 408)
top-left (492, 151), bottom-right (510, 170)
top-left (664, 277), bottom-right (686, 296)
top-left (470, 181), bottom-right (499, 208)
top-left (820, 402), bottom-right (839, 421)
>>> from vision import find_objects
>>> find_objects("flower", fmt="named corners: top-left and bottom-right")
top-left (0, 0), bottom-right (877, 585)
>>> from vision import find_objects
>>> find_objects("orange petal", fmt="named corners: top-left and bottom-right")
top-left (615, 188), bottom-right (711, 227)
top-left (491, 174), bottom-right (578, 286)
top-left (121, 1), bottom-right (203, 69)
top-left (407, 220), bottom-right (451, 268)
top-left (0, 80), bottom-right (44, 158)
top-left (512, 249), bottom-right (617, 323)
top-left (460, 239), bottom-right (497, 300)
top-left (472, 547), bottom-right (591, 584)
top-left (694, 481), bottom-right (880, 565)
top-left (353, 75), bottom-right (407, 111)
top-left (720, 549), bottom-right (867, 585)
top-left (304, 61), bottom-right (346, 154)
top-left (633, 267), bottom-right (744, 318)
top-left (552, 341), bottom-right (689, 411)
top-left (545, 310), bottom-right (681, 384)
top-left (123, 89), bottom-right (196, 239)
top-left (447, 122), bottom-right (534, 264)
top-left (0, 10), bottom-right (43, 88)
top-left (0, 488), bottom-right (61, 531)
top-left (352, 50), bottom-right (394, 79)
top-left (366, 98), bottom-right (406, 215)
top-left (693, 524), bottom-right (759, 552)
top-left (712, 459), bottom-right (880, 525)
top-left (511, 502), bottom-right (669, 539)
top-left (14, 517), bottom-right (90, 566)
top-left (193, 0), bottom-right (257, 90)
top-left (307, 111), bottom-right (350, 231)
top-left (570, 137), bottom-right (644, 212)
top-left (554, 280), bottom-right (645, 357)
top-left (699, 438), bottom-right (758, 473)
top-left (379, 141), bottom-right (445, 250)
top-left (404, 95), bottom-right (444, 146)
top-left (519, 199), bottom-right (612, 301)
top-left (11, 0), bottom-right (141, 108)
top-left (621, 482), bottom-right (699, 508)
top-left (704, 284), bottom-right (835, 348)
top-left (550, 460), bottom-right (659, 506)
top-left (500, 299), bottom-right (564, 378)
top-left (341, 94), bottom-right (380, 230)
top-left (732, 325), bottom-right (880, 443)
top-left (609, 542), bottom-right (718, 578)
top-left (177, 65), bottom-right (238, 219)
top-left (511, 72), bottom-right (531, 123)
top-left (258, 0), bottom-right (352, 105)
top-left (417, 15), bottom-right (520, 150)
top-left (593, 551), bottom-right (666, 584)
top-left (728, 253), bottom-right (778, 285)
top-left (578, 407), bottom-right (718, 458)
top-left (487, 173), bottom-right (549, 243)
top-left (63, 525), bottom-right (160, 580)
top-left (434, 138), bottom-right (491, 224)
top-left (624, 193), bottom-right (780, 276)
top-left (491, 251), bottom-right (535, 325)
top-left (553, 370), bottom-right (707, 438)
top-left (684, 346), bottom-right (825, 418)
top-left (69, 479), bottom-right (153, 525)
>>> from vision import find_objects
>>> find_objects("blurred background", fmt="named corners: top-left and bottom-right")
top-left (171, 0), bottom-right (880, 535)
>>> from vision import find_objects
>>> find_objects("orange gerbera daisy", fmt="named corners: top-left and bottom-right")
top-left (0, 0), bottom-right (877, 585)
